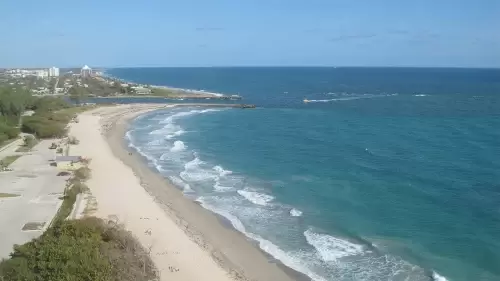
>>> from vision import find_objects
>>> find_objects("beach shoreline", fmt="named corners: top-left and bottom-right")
top-left (72, 104), bottom-right (301, 281)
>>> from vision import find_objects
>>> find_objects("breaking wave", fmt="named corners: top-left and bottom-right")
top-left (305, 93), bottom-right (398, 103)
top-left (170, 140), bottom-right (186, 152)
top-left (237, 190), bottom-right (275, 206)
top-left (290, 208), bottom-right (303, 217)
top-left (125, 106), bottom-right (441, 281)
top-left (432, 272), bottom-right (449, 281)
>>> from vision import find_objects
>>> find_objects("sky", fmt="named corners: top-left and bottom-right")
top-left (0, 0), bottom-right (499, 68)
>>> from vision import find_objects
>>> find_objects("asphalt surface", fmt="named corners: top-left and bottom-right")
top-left (0, 140), bottom-right (69, 259)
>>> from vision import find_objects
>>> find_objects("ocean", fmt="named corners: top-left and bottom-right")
top-left (107, 67), bottom-right (500, 281)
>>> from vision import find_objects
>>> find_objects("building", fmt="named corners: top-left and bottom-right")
top-left (132, 86), bottom-right (152, 95)
top-left (49, 67), bottom-right (60, 77)
top-left (34, 69), bottom-right (48, 78)
top-left (81, 65), bottom-right (92, 77)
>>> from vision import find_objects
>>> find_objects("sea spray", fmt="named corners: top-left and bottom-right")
top-left (290, 208), bottom-right (303, 217)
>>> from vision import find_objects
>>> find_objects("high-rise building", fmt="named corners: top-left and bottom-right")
top-left (49, 67), bottom-right (60, 77)
top-left (81, 65), bottom-right (92, 77)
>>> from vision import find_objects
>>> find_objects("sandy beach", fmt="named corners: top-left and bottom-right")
top-left (69, 104), bottom-right (298, 281)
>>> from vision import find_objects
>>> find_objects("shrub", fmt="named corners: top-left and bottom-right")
top-left (74, 166), bottom-right (91, 182)
top-left (0, 218), bottom-right (157, 281)
top-left (68, 136), bottom-right (79, 145)
top-left (0, 123), bottom-right (20, 139)
top-left (22, 116), bottom-right (67, 138)
top-left (0, 133), bottom-right (8, 144)
top-left (3, 126), bottom-right (20, 139)
top-left (30, 96), bottom-right (70, 113)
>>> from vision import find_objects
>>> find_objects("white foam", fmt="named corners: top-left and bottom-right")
top-left (166, 130), bottom-right (185, 139)
top-left (147, 139), bottom-right (163, 146)
top-left (184, 157), bottom-right (203, 170)
top-left (180, 157), bottom-right (218, 182)
top-left (196, 197), bottom-right (327, 281)
top-left (125, 130), bottom-right (133, 141)
top-left (304, 229), bottom-right (364, 262)
top-left (213, 165), bottom-right (232, 176)
top-left (213, 180), bottom-right (234, 192)
top-left (237, 190), bottom-right (274, 206)
top-left (168, 176), bottom-right (193, 193)
top-left (305, 93), bottom-right (398, 103)
top-left (170, 140), bottom-right (186, 152)
top-left (432, 271), bottom-right (449, 281)
top-left (290, 208), bottom-right (303, 217)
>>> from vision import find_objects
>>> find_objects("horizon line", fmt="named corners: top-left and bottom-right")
top-left (2, 65), bottom-right (499, 70)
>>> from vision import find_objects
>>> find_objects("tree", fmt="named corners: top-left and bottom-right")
top-left (68, 86), bottom-right (87, 105)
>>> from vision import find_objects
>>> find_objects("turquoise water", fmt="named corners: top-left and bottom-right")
top-left (112, 67), bottom-right (500, 281)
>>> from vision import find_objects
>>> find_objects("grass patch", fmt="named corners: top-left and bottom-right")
top-left (53, 182), bottom-right (88, 225)
top-left (0, 137), bottom-right (19, 150)
top-left (0, 217), bottom-right (158, 281)
top-left (56, 105), bottom-right (97, 116)
top-left (15, 135), bottom-right (38, 152)
top-left (52, 167), bottom-right (91, 225)
top-left (150, 87), bottom-right (178, 97)
top-left (0, 193), bottom-right (20, 198)
top-left (0, 155), bottom-right (21, 168)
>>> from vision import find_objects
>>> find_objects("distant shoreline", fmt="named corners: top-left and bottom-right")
top-left (98, 72), bottom-right (242, 100)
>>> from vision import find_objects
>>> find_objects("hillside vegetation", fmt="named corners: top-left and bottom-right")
top-left (0, 218), bottom-right (158, 281)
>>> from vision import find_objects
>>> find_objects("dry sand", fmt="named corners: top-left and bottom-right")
top-left (69, 104), bottom-right (298, 281)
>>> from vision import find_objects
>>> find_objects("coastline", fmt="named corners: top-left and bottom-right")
top-left (72, 104), bottom-right (300, 281)
top-left (99, 72), bottom-right (241, 99)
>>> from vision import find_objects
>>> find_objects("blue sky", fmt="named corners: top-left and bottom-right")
top-left (1, 0), bottom-right (499, 68)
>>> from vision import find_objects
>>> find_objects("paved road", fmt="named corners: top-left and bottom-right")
top-left (0, 139), bottom-right (68, 258)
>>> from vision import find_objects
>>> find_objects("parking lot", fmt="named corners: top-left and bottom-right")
top-left (0, 140), bottom-right (68, 259)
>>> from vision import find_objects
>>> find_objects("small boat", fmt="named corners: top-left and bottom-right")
top-left (303, 99), bottom-right (311, 103)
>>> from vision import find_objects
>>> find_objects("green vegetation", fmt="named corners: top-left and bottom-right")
top-left (68, 86), bottom-right (88, 104)
top-left (53, 181), bottom-right (87, 225)
top-left (21, 97), bottom-right (74, 139)
top-left (0, 193), bottom-right (20, 198)
top-left (0, 86), bottom-right (75, 140)
top-left (0, 217), bottom-right (158, 281)
top-left (0, 155), bottom-right (21, 168)
top-left (0, 87), bottom-right (31, 144)
top-left (15, 135), bottom-right (38, 152)
top-left (53, 166), bottom-right (91, 224)
top-left (151, 87), bottom-right (178, 97)
top-left (0, 162), bottom-right (157, 281)
top-left (67, 136), bottom-right (80, 145)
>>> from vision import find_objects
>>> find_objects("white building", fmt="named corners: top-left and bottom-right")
top-left (35, 69), bottom-right (48, 78)
top-left (81, 65), bottom-right (92, 77)
top-left (49, 67), bottom-right (60, 77)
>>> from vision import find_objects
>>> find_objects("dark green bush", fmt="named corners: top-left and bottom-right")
top-left (30, 96), bottom-right (70, 113)
top-left (22, 116), bottom-right (67, 138)
top-left (0, 218), bottom-right (157, 281)
top-left (0, 123), bottom-right (20, 139)
top-left (0, 133), bottom-right (8, 144)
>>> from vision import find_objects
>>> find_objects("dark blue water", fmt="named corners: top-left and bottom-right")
top-left (110, 67), bottom-right (500, 281)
